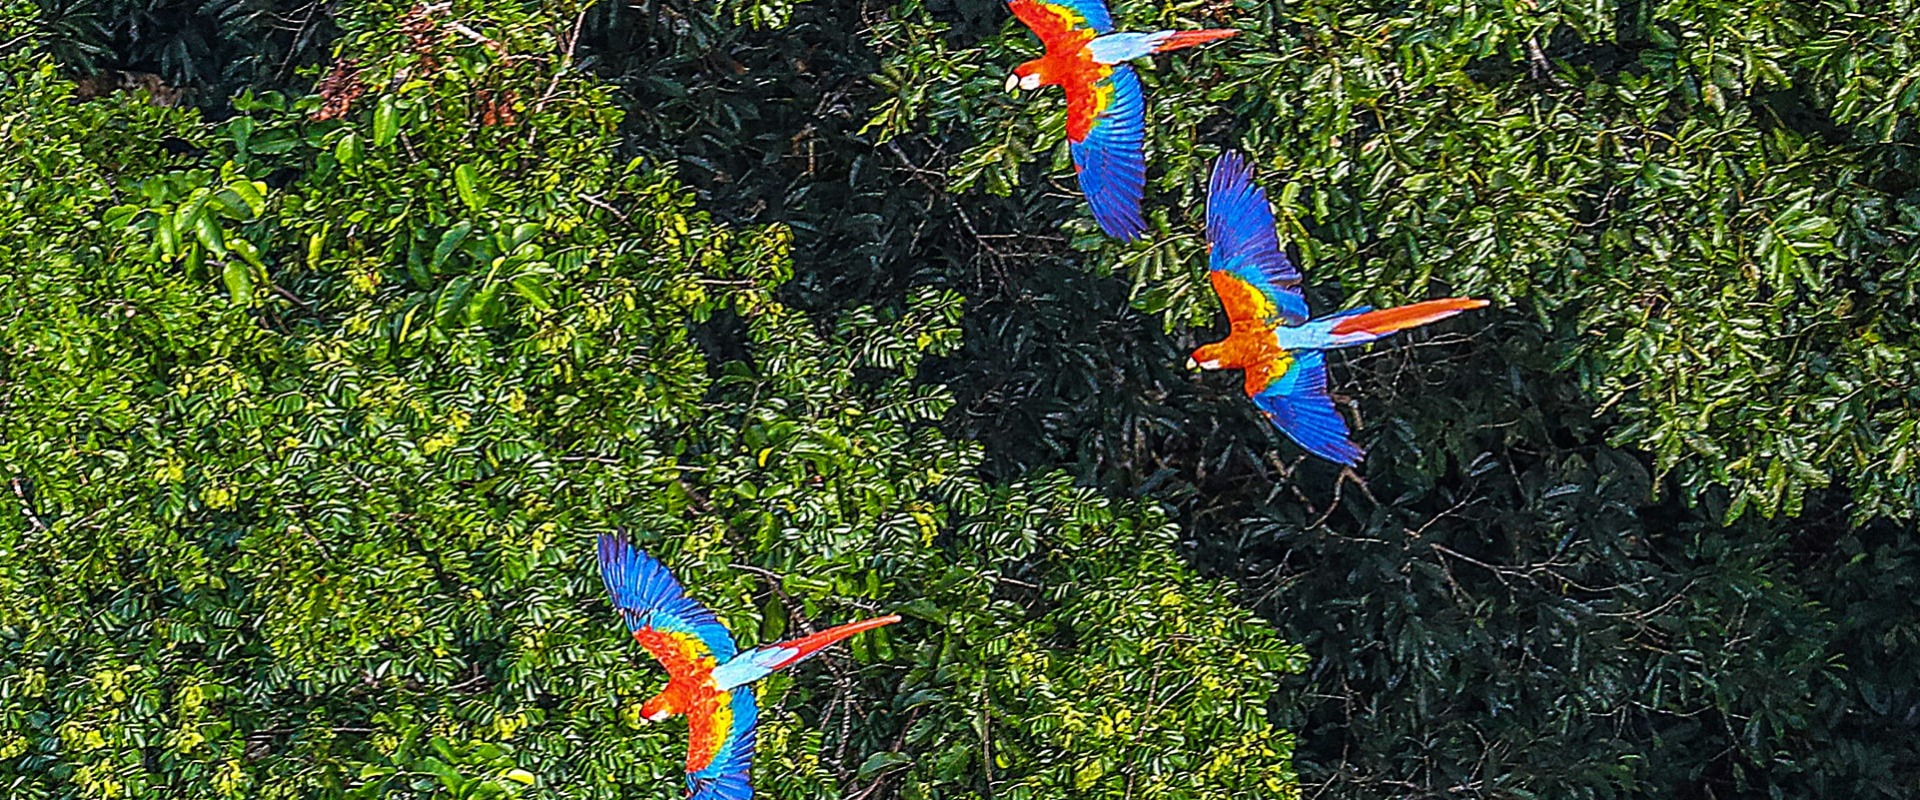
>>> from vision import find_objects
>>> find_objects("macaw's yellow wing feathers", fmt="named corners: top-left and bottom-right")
top-left (1007, 0), bottom-right (1112, 39)
top-left (686, 689), bottom-right (757, 800)
top-left (1205, 152), bottom-right (1308, 327)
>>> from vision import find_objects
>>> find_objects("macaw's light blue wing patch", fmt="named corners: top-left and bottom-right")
top-left (688, 689), bottom-right (758, 800)
top-left (597, 534), bottom-right (738, 662)
top-left (1207, 151), bottom-right (1308, 327)
top-left (710, 648), bottom-right (787, 692)
top-left (1068, 64), bottom-right (1147, 240)
top-left (1250, 350), bottom-right (1364, 466)
top-left (1087, 32), bottom-right (1159, 63)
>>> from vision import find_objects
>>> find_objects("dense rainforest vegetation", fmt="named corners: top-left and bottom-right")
top-left (2, 0), bottom-right (1917, 797)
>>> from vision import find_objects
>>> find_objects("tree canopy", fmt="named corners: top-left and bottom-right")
top-left (0, 2), bottom-right (1299, 797)
top-left (5, 0), bottom-right (1919, 797)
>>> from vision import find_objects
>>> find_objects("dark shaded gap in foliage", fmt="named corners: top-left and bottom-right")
top-left (31, 0), bottom-right (341, 115)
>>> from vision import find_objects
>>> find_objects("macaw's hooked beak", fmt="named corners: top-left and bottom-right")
top-left (1004, 73), bottom-right (1020, 93)
top-left (1185, 357), bottom-right (1201, 372)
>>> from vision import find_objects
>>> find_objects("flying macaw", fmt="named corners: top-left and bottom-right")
top-left (1004, 0), bottom-right (1236, 240)
top-left (1189, 152), bottom-right (1488, 466)
top-left (597, 534), bottom-right (900, 800)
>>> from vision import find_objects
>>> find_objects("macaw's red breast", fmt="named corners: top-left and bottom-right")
top-left (1014, 44), bottom-right (1110, 143)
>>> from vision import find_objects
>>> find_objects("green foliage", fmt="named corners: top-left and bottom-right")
top-left (869, 0), bottom-right (1920, 522)
top-left (0, 3), bottom-right (1301, 798)
top-left (844, 1), bottom-right (1920, 794)
top-left (1227, 322), bottom-right (1920, 797)
top-left (14, 0), bottom-right (1920, 796)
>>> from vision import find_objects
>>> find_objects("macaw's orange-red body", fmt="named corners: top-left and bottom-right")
top-left (1192, 314), bottom-right (1291, 399)
top-left (631, 626), bottom-right (731, 772)
top-left (1007, 2), bottom-right (1103, 139)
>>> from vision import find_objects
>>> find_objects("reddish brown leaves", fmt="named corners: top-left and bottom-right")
top-left (475, 89), bottom-right (519, 128)
top-left (310, 59), bottom-right (366, 121)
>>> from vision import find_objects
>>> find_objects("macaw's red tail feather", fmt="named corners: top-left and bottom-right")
top-left (767, 614), bottom-right (901, 671)
top-left (1330, 297), bottom-right (1489, 336)
top-left (1153, 29), bottom-right (1238, 53)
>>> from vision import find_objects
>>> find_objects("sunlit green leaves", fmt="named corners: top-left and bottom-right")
top-left (0, 2), bottom-right (1301, 798)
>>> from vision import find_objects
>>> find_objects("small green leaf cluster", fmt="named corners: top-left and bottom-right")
top-left (0, 1), bottom-right (1301, 798)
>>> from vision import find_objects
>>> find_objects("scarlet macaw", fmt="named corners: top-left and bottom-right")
top-left (1004, 0), bottom-right (1236, 240)
top-left (597, 534), bottom-right (900, 800)
top-left (1189, 152), bottom-right (1488, 466)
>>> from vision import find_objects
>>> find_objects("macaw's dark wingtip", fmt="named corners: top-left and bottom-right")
top-left (1094, 212), bottom-right (1148, 241)
top-left (1209, 150), bottom-right (1257, 198)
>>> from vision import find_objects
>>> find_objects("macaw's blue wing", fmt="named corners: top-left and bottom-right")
top-left (597, 534), bottom-right (739, 663)
top-left (688, 689), bottom-right (758, 800)
top-left (1068, 64), bottom-right (1147, 240)
top-left (1250, 350), bottom-right (1364, 466)
top-left (1206, 151), bottom-right (1308, 327)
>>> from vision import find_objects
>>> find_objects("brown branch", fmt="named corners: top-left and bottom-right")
top-left (537, 7), bottom-right (589, 112)
top-left (11, 478), bottom-right (47, 531)
top-left (577, 193), bottom-right (631, 225)
top-left (247, 725), bottom-right (377, 739)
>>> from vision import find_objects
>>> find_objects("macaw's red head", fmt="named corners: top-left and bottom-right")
top-left (1005, 60), bottom-right (1048, 92)
top-left (638, 690), bottom-right (680, 723)
top-left (1188, 342), bottom-right (1227, 372)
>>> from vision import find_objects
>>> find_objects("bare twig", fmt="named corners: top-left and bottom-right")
top-left (537, 6), bottom-right (589, 111)
top-left (11, 478), bottom-right (47, 531)
top-left (578, 193), bottom-right (631, 225)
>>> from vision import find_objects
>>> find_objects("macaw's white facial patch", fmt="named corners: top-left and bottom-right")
top-left (1020, 73), bottom-right (1042, 90)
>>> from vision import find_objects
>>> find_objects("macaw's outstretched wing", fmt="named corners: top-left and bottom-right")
top-left (687, 689), bottom-right (758, 800)
top-left (1007, 0), bottom-right (1112, 41)
top-left (1206, 152), bottom-right (1308, 327)
top-left (597, 534), bottom-right (739, 676)
top-left (1249, 350), bottom-right (1364, 466)
top-left (1067, 64), bottom-right (1147, 240)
